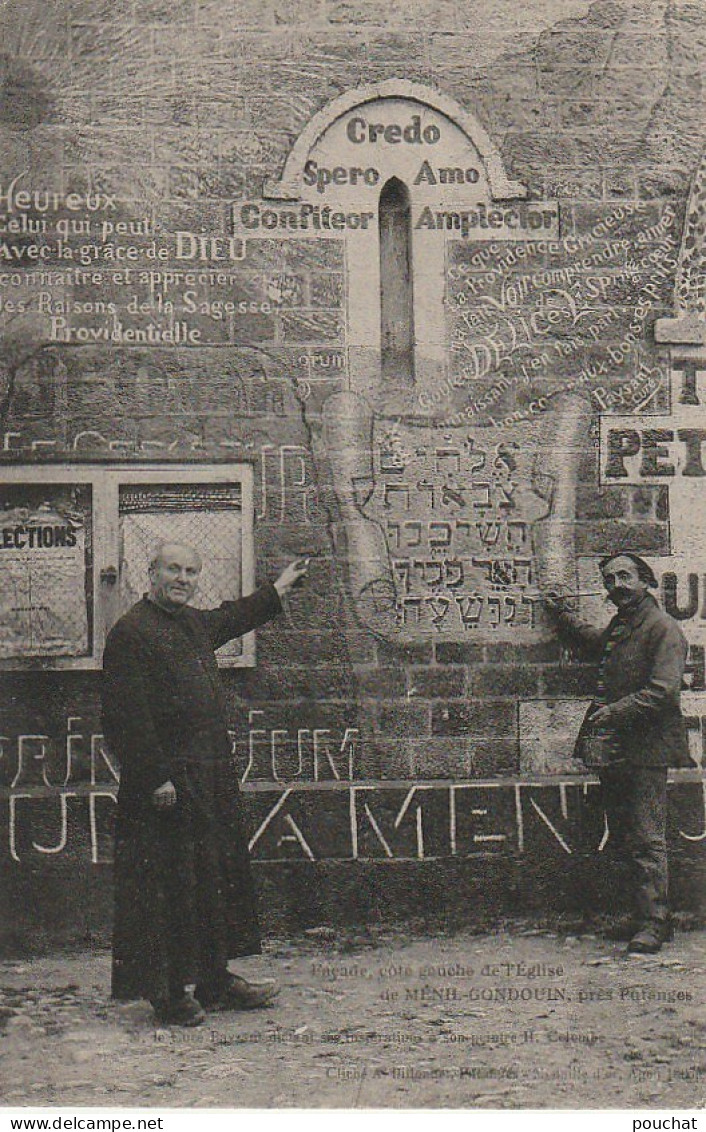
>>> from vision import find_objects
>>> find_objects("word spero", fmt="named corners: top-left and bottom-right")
top-left (303, 161), bottom-right (380, 194)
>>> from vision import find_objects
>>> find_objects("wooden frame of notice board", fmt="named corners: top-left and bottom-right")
top-left (0, 463), bottom-right (256, 670)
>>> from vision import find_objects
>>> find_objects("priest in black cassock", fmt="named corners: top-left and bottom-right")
top-left (102, 541), bottom-right (308, 1026)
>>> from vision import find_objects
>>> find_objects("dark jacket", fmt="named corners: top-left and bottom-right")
top-left (551, 593), bottom-right (692, 768)
top-left (101, 583), bottom-right (282, 1002)
top-left (102, 585), bottom-right (281, 809)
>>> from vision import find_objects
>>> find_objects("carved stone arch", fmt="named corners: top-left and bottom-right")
top-left (264, 79), bottom-right (527, 201)
top-left (256, 77), bottom-right (582, 648)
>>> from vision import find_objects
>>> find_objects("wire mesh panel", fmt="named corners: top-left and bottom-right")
top-left (0, 483), bottom-right (93, 659)
top-left (118, 482), bottom-right (245, 661)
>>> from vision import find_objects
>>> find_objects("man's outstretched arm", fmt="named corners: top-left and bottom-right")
top-left (201, 558), bottom-right (311, 650)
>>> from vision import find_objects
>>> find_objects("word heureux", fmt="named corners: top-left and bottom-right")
top-left (0, 525), bottom-right (77, 550)
top-left (0, 173), bottom-right (117, 214)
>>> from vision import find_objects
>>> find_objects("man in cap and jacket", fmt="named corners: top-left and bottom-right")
top-left (544, 552), bottom-right (692, 954)
top-left (102, 541), bottom-right (309, 1025)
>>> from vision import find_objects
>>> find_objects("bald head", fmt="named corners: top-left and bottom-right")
top-left (148, 542), bottom-right (202, 612)
top-left (149, 541), bottom-right (202, 573)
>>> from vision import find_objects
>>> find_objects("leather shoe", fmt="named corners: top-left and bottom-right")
top-left (196, 974), bottom-right (280, 1012)
top-left (152, 992), bottom-right (206, 1027)
top-left (626, 922), bottom-right (671, 955)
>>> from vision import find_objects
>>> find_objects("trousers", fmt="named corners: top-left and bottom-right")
top-left (598, 764), bottom-right (669, 925)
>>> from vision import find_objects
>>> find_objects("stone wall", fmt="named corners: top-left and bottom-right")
top-left (1, 0), bottom-right (705, 948)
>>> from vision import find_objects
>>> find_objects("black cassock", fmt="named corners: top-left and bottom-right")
top-left (101, 585), bottom-right (281, 1002)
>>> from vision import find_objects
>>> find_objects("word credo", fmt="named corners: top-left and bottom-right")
top-left (346, 114), bottom-right (441, 145)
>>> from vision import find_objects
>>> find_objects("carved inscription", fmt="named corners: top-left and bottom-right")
top-left (371, 421), bottom-right (548, 637)
top-left (2, 779), bottom-right (704, 865)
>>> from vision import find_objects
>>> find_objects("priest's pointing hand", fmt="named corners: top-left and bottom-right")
top-left (153, 780), bottom-right (177, 809)
top-left (273, 557), bottom-right (311, 598)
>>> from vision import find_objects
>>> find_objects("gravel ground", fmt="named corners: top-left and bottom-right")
top-left (1, 922), bottom-right (705, 1110)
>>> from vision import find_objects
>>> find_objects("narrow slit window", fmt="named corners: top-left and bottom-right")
top-left (379, 177), bottom-right (415, 381)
